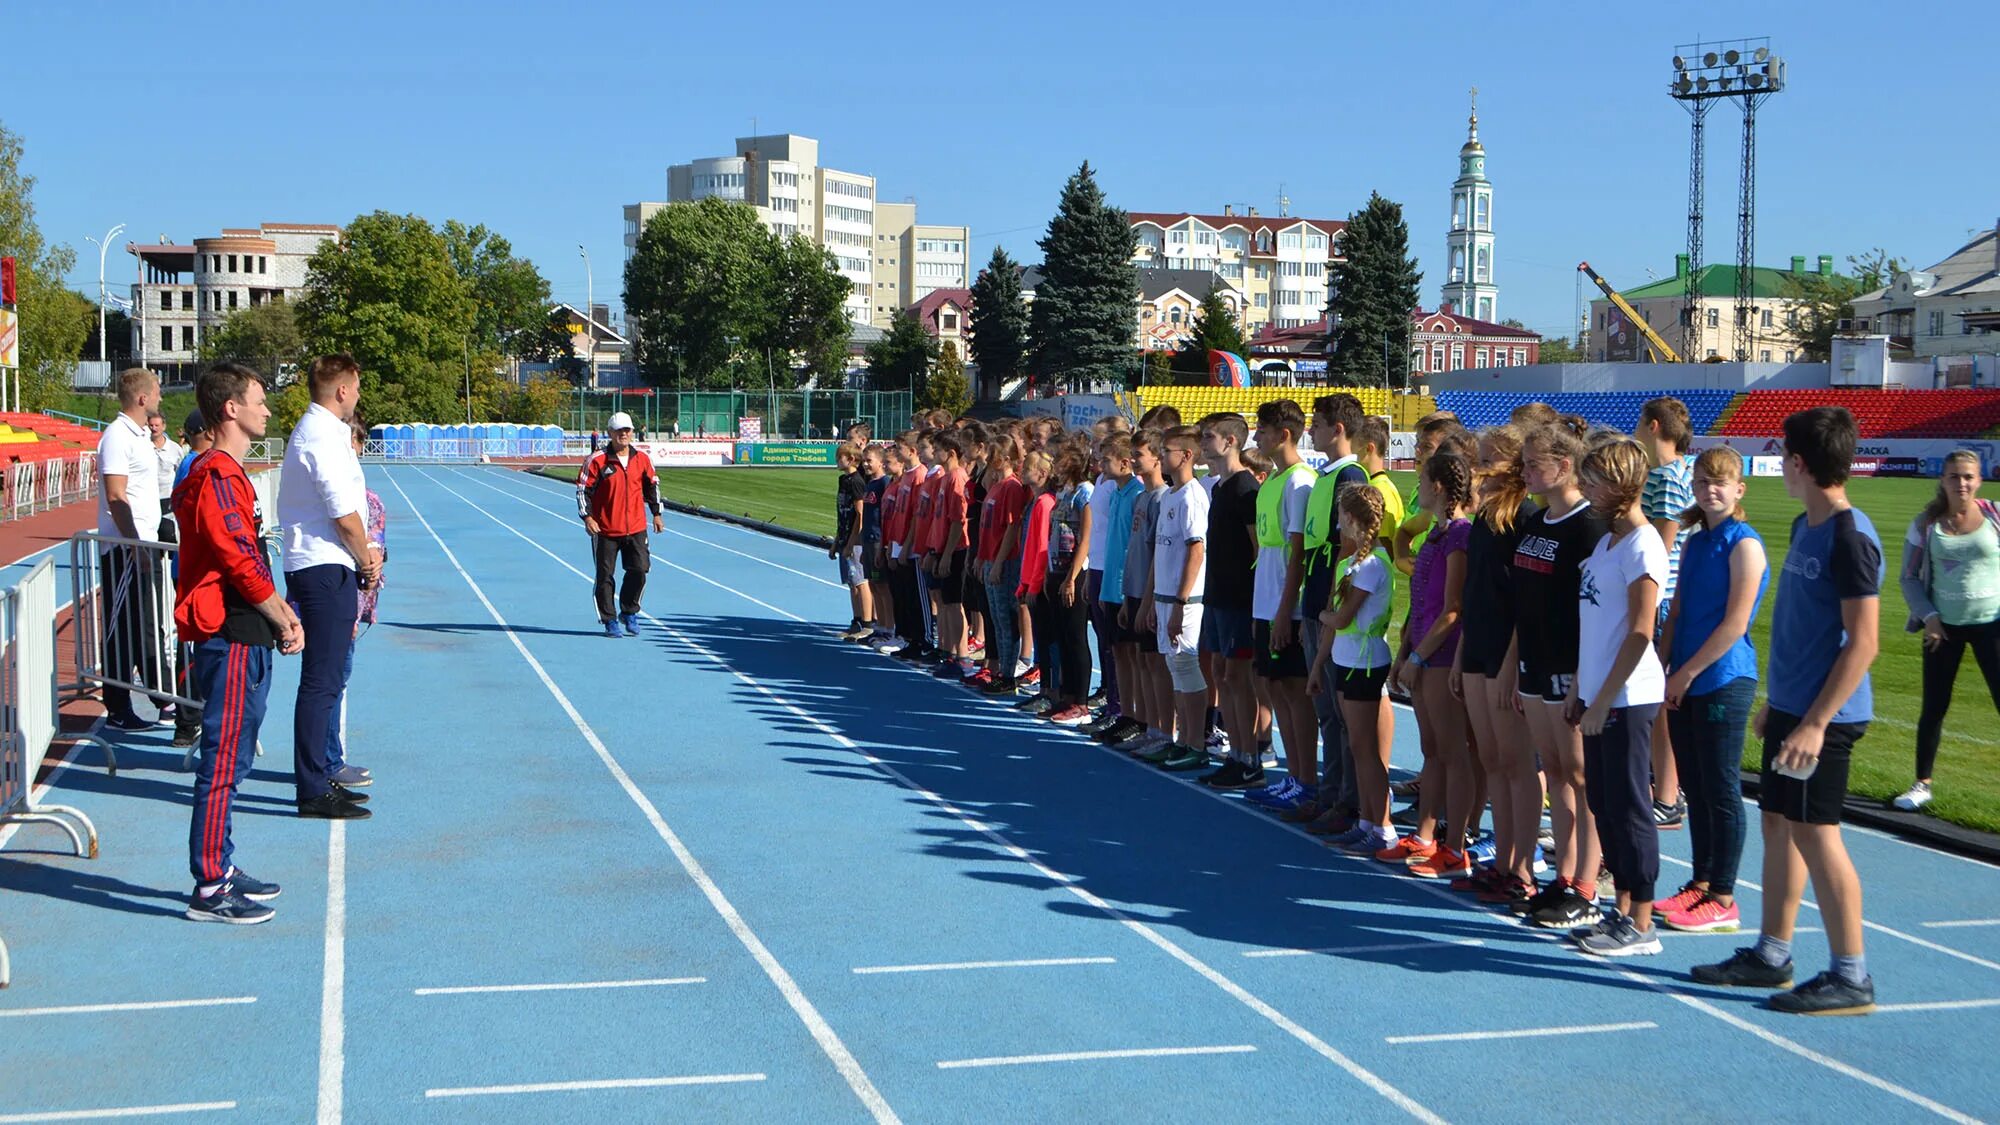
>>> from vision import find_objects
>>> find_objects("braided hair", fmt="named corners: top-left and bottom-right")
top-left (1423, 450), bottom-right (1474, 519)
top-left (1333, 483), bottom-right (1387, 600)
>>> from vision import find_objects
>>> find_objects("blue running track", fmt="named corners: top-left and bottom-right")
top-left (2, 464), bottom-right (1998, 1123)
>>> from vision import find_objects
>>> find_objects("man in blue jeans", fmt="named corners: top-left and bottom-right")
top-left (277, 354), bottom-right (378, 820)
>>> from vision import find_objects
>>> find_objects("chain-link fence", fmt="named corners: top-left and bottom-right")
top-left (559, 389), bottom-right (913, 441)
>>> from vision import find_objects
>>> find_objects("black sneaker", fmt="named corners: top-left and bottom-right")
top-left (1016, 697), bottom-right (1054, 716)
top-left (1692, 947), bottom-right (1796, 989)
top-left (1105, 721), bottom-right (1149, 746)
top-left (1161, 744), bottom-right (1208, 771)
top-left (186, 885), bottom-right (274, 925)
top-left (172, 728), bottom-right (199, 748)
top-left (330, 782), bottom-right (369, 805)
top-left (227, 868), bottom-right (282, 902)
top-left (296, 793), bottom-right (371, 819)
top-left (1235, 763), bottom-right (1268, 788)
top-left (1767, 971), bottom-right (1875, 1015)
top-left (1531, 886), bottom-right (1601, 929)
top-left (1200, 760), bottom-right (1247, 788)
top-left (104, 712), bottom-right (158, 732)
top-left (1510, 880), bottom-right (1560, 917)
top-left (978, 677), bottom-right (1018, 696)
top-left (1079, 713), bottom-right (1121, 736)
top-left (1085, 690), bottom-right (1108, 709)
top-left (1653, 793), bottom-right (1687, 830)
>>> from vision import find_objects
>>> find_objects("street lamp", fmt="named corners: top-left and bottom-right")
top-left (82, 223), bottom-right (126, 366)
top-left (577, 244), bottom-right (596, 390)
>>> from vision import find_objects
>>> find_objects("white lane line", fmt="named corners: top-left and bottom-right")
top-left (1921, 919), bottom-right (2000, 929)
top-left (416, 977), bottom-right (706, 996)
top-left (1385, 1021), bottom-right (1656, 1046)
top-left (316, 819), bottom-right (346, 1125)
top-left (0, 996), bottom-right (254, 1018)
top-left (411, 468), bottom-right (1442, 1125)
top-left (852, 957), bottom-right (1115, 975)
top-left (936, 1045), bottom-right (1256, 1070)
top-left (447, 470), bottom-right (807, 622)
top-left (0, 1104), bottom-right (236, 1123)
top-left (1243, 939), bottom-right (1484, 959)
top-left (385, 470), bottom-right (899, 1125)
top-left (424, 1073), bottom-right (767, 1099)
top-left (1659, 926), bottom-right (1820, 938)
top-left (1874, 998), bottom-right (2000, 1014)
top-left (511, 468), bottom-right (829, 554)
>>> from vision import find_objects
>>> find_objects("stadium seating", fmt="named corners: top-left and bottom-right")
top-left (0, 413), bottom-right (98, 464)
top-left (1433, 389), bottom-right (1739, 435)
top-left (1133, 386), bottom-right (1398, 424)
top-left (1717, 389), bottom-right (2000, 439)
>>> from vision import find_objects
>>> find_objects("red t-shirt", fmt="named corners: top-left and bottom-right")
top-left (930, 467), bottom-right (968, 554)
top-left (979, 476), bottom-right (1027, 561)
top-left (912, 468), bottom-right (943, 554)
top-left (896, 464), bottom-right (928, 549)
top-left (1015, 491), bottom-right (1057, 597)
top-left (880, 471), bottom-right (908, 545)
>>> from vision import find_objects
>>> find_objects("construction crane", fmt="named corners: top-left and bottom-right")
top-left (1578, 261), bottom-right (1685, 363)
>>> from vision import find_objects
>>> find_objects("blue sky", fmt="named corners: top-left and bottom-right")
top-left (15, 1), bottom-right (1994, 342)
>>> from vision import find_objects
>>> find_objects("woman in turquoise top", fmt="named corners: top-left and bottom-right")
top-left (1898, 450), bottom-right (2000, 811)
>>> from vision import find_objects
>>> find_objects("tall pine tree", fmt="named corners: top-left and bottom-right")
top-left (1327, 192), bottom-right (1422, 389)
top-left (967, 245), bottom-right (1026, 400)
top-left (1029, 162), bottom-right (1139, 392)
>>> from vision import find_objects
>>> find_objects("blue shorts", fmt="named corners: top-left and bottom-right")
top-left (1200, 606), bottom-right (1255, 659)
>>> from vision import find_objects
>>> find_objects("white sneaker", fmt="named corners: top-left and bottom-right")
top-left (1891, 781), bottom-right (1933, 811)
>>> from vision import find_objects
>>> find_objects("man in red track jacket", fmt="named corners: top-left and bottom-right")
top-left (576, 411), bottom-right (665, 637)
top-left (172, 363), bottom-right (303, 925)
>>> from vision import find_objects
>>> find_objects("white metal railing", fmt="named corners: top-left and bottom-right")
top-left (360, 436), bottom-right (566, 462)
top-left (65, 533), bottom-right (188, 765)
top-left (0, 453), bottom-right (100, 523)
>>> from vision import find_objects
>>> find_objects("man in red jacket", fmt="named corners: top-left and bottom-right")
top-left (576, 411), bottom-right (665, 636)
top-left (173, 362), bottom-right (304, 924)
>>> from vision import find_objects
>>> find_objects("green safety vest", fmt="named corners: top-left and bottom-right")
top-left (1334, 547), bottom-right (1395, 672)
top-left (1255, 461), bottom-right (1317, 548)
top-left (1303, 455), bottom-right (1361, 559)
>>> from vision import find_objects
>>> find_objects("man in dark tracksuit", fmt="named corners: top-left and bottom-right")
top-left (578, 411), bottom-right (665, 637)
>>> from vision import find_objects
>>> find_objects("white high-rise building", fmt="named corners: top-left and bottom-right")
top-left (1440, 93), bottom-right (1499, 323)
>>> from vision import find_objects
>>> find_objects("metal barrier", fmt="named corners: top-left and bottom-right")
top-left (64, 532), bottom-right (190, 765)
top-left (8, 463), bottom-right (31, 521)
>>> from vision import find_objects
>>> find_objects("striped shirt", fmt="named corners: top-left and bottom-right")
top-left (1642, 454), bottom-right (1695, 603)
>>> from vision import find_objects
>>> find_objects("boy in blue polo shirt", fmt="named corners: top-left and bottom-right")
top-left (1693, 406), bottom-right (1881, 1015)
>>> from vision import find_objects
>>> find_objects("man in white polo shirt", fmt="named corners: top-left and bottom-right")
top-left (278, 354), bottom-right (379, 819)
top-left (95, 367), bottom-right (165, 731)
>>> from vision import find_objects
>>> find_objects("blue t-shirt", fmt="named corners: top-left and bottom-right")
top-left (860, 476), bottom-right (886, 545)
top-left (1669, 517), bottom-right (1767, 696)
top-left (1099, 477), bottom-right (1143, 603)
top-left (174, 450), bottom-right (200, 490)
top-left (1768, 507), bottom-right (1882, 724)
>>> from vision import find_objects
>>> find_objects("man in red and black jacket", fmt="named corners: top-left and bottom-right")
top-left (577, 411), bottom-right (665, 637)
top-left (172, 362), bottom-right (304, 925)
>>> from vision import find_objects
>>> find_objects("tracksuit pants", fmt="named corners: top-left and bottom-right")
top-left (1585, 703), bottom-right (1663, 904)
top-left (592, 532), bottom-right (650, 620)
top-left (288, 564), bottom-right (357, 802)
top-left (188, 638), bottom-right (272, 885)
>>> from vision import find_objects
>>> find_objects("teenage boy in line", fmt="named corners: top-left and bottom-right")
top-left (834, 446), bottom-right (871, 640)
top-left (1356, 416), bottom-right (1406, 555)
top-left (1119, 431), bottom-right (1174, 755)
top-left (1246, 400), bottom-right (1321, 810)
top-left (1142, 427), bottom-right (1211, 770)
top-left (874, 442), bottom-right (911, 654)
top-left (1084, 420), bottom-right (1121, 714)
top-left (1694, 406), bottom-right (1882, 1016)
top-left (927, 433), bottom-right (971, 676)
top-left (1280, 394), bottom-right (1371, 826)
top-left (859, 447), bottom-right (891, 645)
top-left (901, 434), bottom-right (942, 662)
top-left (1197, 413), bottom-right (1265, 789)
top-left (891, 434), bottom-right (933, 660)
top-left (975, 443), bottom-right (1028, 694)
top-left (1085, 434), bottom-right (1146, 743)
top-left (1638, 396), bottom-right (1697, 828)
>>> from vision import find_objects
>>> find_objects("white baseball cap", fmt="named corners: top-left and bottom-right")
top-left (607, 412), bottom-right (634, 432)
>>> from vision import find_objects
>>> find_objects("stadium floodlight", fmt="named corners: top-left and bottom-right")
top-left (1671, 37), bottom-right (1783, 100)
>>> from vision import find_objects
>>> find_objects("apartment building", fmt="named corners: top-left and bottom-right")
top-left (873, 202), bottom-right (970, 327)
top-left (1129, 207), bottom-right (1346, 333)
top-left (127, 221), bottom-right (339, 367)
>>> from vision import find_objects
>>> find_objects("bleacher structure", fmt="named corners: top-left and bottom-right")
top-left (0, 413), bottom-right (102, 521)
top-left (1133, 386), bottom-right (1439, 429)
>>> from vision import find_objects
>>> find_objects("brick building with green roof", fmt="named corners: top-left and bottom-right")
top-left (1588, 252), bottom-right (1841, 363)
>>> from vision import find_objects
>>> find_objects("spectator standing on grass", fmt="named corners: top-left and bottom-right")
top-left (1897, 449), bottom-right (2000, 812)
top-left (94, 367), bottom-right (166, 732)
top-left (174, 362), bottom-right (304, 923)
top-left (1692, 406), bottom-right (1882, 1016)
top-left (576, 411), bottom-right (664, 639)
top-left (278, 354), bottom-right (379, 820)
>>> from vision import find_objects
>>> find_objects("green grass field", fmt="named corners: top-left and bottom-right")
top-left (545, 464), bottom-right (1997, 833)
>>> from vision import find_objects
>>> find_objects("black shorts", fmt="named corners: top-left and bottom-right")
top-left (1252, 618), bottom-right (1308, 680)
top-left (1459, 637), bottom-right (1511, 679)
top-left (961, 561), bottom-right (988, 618)
top-left (1758, 709), bottom-right (1866, 825)
top-left (935, 553), bottom-right (963, 604)
top-left (1516, 661), bottom-right (1573, 705)
top-left (862, 543), bottom-right (886, 583)
top-left (1120, 596), bottom-right (1157, 652)
top-left (1333, 662), bottom-right (1389, 702)
top-left (1200, 606), bottom-right (1255, 659)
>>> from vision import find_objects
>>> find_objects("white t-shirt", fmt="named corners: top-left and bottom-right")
top-left (279, 402), bottom-right (368, 573)
top-left (1331, 552), bottom-right (1394, 669)
top-left (1153, 478), bottom-right (1209, 599)
top-left (154, 439), bottom-right (184, 502)
top-left (1577, 524), bottom-right (1669, 708)
top-left (1252, 468), bottom-right (1313, 621)
top-left (1085, 472), bottom-right (1113, 571)
top-left (94, 412), bottom-right (161, 543)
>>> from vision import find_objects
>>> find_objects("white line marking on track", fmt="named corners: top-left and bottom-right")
top-left (935, 1045), bottom-right (1257, 1069)
top-left (1243, 939), bottom-right (1484, 958)
top-left (0, 1104), bottom-right (236, 1123)
top-left (852, 957), bottom-right (1115, 975)
top-left (316, 818), bottom-right (346, 1125)
top-left (1385, 1021), bottom-right (1656, 1046)
top-left (424, 1073), bottom-right (767, 1099)
top-left (1873, 998), bottom-right (2000, 1013)
top-left (386, 470), bottom-right (900, 1125)
top-left (415, 977), bottom-right (706, 996)
top-left (0, 996), bottom-right (255, 1018)
top-left (1658, 926), bottom-right (1820, 938)
top-left (410, 467), bottom-right (1442, 1125)
top-left (1921, 918), bottom-right (2000, 929)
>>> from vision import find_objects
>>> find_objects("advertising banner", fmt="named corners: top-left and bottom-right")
top-left (738, 415), bottom-right (764, 441)
top-left (639, 440), bottom-right (734, 467)
top-left (1693, 435), bottom-right (1998, 478)
top-left (0, 308), bottom-right (17, 368)
top-left (733, 441), bottom-right (839, 466)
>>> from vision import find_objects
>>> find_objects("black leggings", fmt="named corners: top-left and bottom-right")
top-left (1917, 618), bottom-right (2000, 780)
top-left (1030, 586), bottom-right (1092, 703)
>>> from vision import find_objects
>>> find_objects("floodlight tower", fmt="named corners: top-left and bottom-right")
top-left (1670, 39), bottom-right (1785, 361)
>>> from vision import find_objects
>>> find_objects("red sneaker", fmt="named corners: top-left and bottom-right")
top-left (1375, 837), bottom-right (1434, 865)
top-left (1048, 704), bottom-right (1092, 726)
top-left (1408, 846), bottom-right (1473, 881)
top-left (965, 669), bottom-right (995, 688)
top-left (1020, 668), bottom-right (1042, 687)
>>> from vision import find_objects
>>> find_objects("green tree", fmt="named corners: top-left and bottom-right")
top-left (294, 211), bottom-right (478, 424)
top-left (1030, 162), bottom-right (1139, 392)
top-left (0, 122), bottom-right (90, 411)
top-left (1144, 348), bottom-right (1173, 386)
top-left (623, 198), bottom-right (776, 390)
top-left (499, 372), bottom-right (570, 425)
top-left (921, 340), bottom-right (971, 415)
top-left (1171, 286), bottom-right (1248, 383)
top-left (200, 299), bottom-right (305, 374)
top-left (444, 220), bottom-right (553, 358)
top-left (1783, 248), bottom-right (1902, 361)
top-left (968, 246), bottom-right (1027, 398)
top-left (865, 309), bottom-right (936, 392)
top-left (1328, 192), bottom-right (1422, 389)
top-left (758, 233), bottom-right (852, 387)
top-left (1536, 332), bottom-right (1585, 364)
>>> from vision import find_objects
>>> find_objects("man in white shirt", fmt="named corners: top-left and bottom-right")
top-left (95, 367), bottom-right (166, 731)
top-left (149, 411), bottom-right (184, 538)
top-left (278, 354), bottom-right (379, 819)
